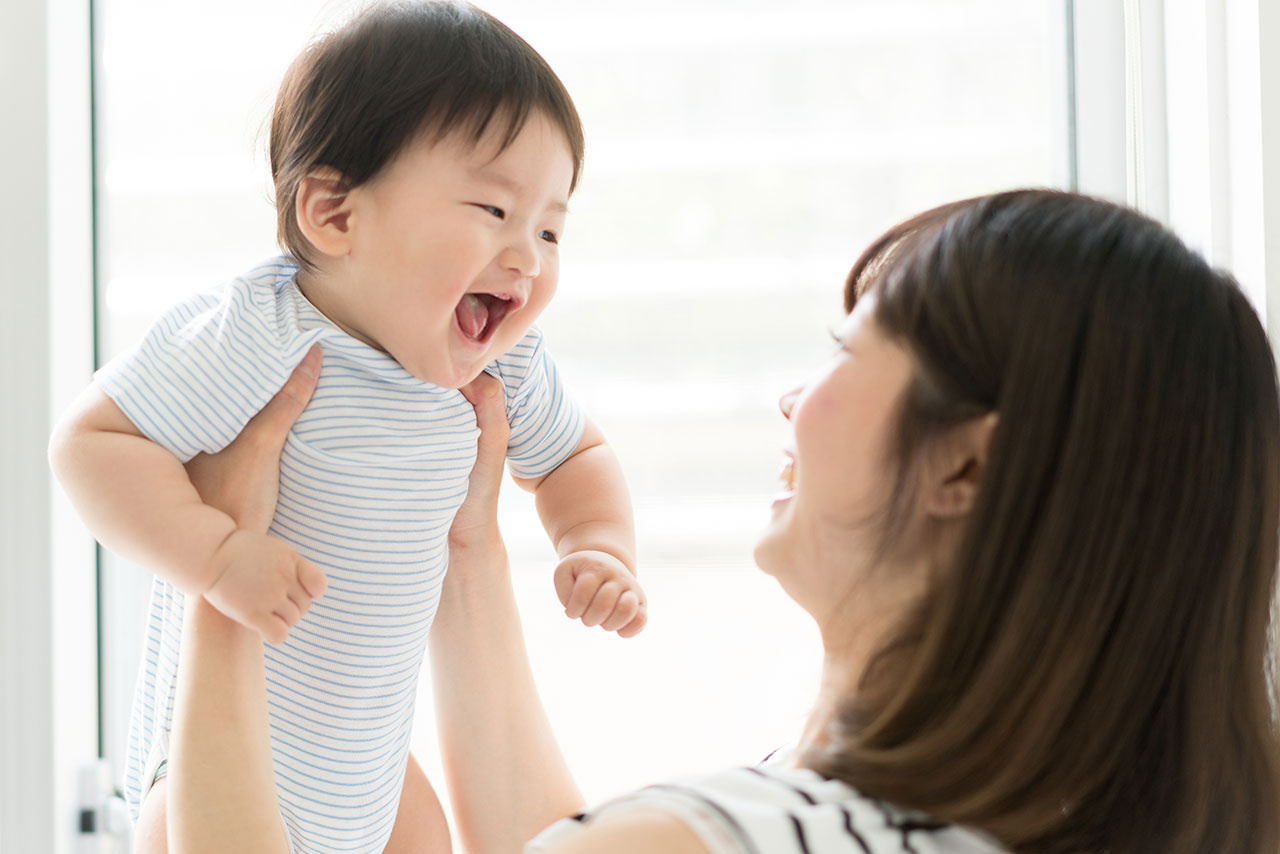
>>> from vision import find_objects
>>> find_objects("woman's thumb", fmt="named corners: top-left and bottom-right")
top-left (247, 345), bottom-right (322, 445)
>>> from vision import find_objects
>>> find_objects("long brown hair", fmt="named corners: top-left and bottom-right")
top-left (269, 1), bottom-right (585, 271)
top-left (804, 190), bottom-right (1280, 853)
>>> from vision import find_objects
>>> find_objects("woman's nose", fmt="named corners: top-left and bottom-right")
top-left (778, 388), bottom-right (800, 420)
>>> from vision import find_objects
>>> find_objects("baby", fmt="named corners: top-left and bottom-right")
top-left (48, 3), bottom-right (644, 852)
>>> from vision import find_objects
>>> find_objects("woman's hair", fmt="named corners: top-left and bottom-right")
top-left (803, 189), bottom-right (1280, 853)
top-left (269, 0), bottom-right (585, 271)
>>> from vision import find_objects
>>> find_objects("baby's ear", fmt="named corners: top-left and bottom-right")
top-left (921, 412), bottom-right (999, 519)
top-left (295, 167), bottom-right (354, 258)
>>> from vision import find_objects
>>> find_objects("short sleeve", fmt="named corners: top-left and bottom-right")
top-left (525, 791), bottom-right (747, 854)
top-left (94, 275), bottom-right (293, 462)
top-left (489, 327), bottom-right (586, 480)
top-left (525, 765), bottom-right (1007, 854)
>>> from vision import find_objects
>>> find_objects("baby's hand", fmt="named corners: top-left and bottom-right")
top-left (203, 530), bottom-right (327, 645)
top-left (553, 550), bottom-right (647, 637)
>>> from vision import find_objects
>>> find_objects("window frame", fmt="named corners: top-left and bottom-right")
top-left (1, 0), bottom-right (99, 850)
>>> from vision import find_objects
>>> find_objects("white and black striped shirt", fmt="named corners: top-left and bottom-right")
top-left (530, 751), bottom-right (1004, 854)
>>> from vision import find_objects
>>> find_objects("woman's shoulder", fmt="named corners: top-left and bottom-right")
top-left (528, 756), bottom-right (1007, 854)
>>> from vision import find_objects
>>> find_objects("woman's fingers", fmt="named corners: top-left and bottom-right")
top-left (459, 372), bottom-right (509, 465)
top-left (243, 344), bottom-right (321, 455)
top-left (186, 345), bottom-right (322, 532)
top-left (451, 373), bottom-right (510, 539)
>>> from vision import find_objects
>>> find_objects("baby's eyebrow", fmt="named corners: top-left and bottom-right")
top-left (471, 168), bottom-right (569, 214)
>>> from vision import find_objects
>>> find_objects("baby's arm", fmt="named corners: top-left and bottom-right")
top-left (514, 418), bottom-right (646, 637)
top-left (48, 375), bottom-right (325, 644)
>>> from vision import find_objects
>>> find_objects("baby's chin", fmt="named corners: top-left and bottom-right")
top-left (397, 353), bottom-right (492, 391)
top-left (399, 322), bottom-right (534, 388)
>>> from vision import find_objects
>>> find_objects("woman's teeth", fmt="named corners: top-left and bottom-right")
top-left (779, 458), bottom-right (795, 491)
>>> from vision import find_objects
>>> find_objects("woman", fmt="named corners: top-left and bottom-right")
top-left (166, 189), bottom-right (1280, 853)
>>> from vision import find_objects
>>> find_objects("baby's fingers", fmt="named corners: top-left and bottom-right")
top-left (253, 611), bottom-right (289, 646)
top-left (600, 590), bottom-right (642, 633)
top-left (273, 595), bottom-right (304, 632)
top-left (581, 580), bottom-right (624, 627)
top-left (564, 572), bottom-right (603, 620)
top-left (298, 557), bottom-right (327, 599)
top-left (553, 563), bottom-right (577, 610)
top-left (616, 605), bottom-right (649, 639)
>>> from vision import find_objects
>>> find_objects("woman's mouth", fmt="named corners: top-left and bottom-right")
top-left (772, 455), bottom-right (796, 507)
top-left (779, 455), bottom-right (795, 491)
top-left (455, 292), bottom-right (516, 344)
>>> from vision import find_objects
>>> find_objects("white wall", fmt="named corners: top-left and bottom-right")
top-left (0, 0), bottom-right (55, 845)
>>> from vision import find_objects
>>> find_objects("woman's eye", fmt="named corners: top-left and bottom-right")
top-left (539, 229), bottom-right (559, 244)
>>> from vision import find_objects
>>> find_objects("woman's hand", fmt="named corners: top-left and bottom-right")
top-left (185, 345), bottom-right (327, 640)
top-left (185, 345), bottom-right (321, 532)
top-left (450, 371), bottom-right (511, 548)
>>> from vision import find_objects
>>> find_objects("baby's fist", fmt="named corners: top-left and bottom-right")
top-left (204, 530), bottom-right (327, 645)
top-left (553, 550), bottom-right (647, 637)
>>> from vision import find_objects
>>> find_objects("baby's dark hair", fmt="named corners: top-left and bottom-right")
top-left (269, 0), bottom-right (585, 271)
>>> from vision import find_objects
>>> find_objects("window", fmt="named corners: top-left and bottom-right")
top-left (94, 0), bottom-right (1068, 828)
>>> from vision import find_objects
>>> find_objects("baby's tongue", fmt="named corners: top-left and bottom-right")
top-left (455, 294), bottom-right (489, 340)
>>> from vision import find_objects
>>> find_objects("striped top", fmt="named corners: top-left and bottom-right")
top-left (528, 750), bottom-right (1005, 854)
top-left (98, 257), bottom-right (585, 853)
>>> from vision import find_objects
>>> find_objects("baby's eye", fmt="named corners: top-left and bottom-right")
top-left (474, 204), bottom-right (505, 220)
top-left (539, 229), bottom-right (559, 245)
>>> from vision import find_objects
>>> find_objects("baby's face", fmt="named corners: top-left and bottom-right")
top-left (337, 111), bottom-right (574, 388)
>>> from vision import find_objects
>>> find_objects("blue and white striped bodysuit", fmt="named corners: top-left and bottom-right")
top-left (97, 257), bottom-right (584, 853)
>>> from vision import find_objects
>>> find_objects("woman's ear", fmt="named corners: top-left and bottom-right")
top-left (295, 167), bottom-right (354, 258)
top-left (922, 412), bottom-right (999, 518)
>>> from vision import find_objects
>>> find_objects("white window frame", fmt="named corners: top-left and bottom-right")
top-left (1071, 0), bottom-right (1280, 336)
top-left (0, 0), bottom-right (99, 850)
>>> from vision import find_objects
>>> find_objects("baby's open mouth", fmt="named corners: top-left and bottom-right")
top-left (455, 293), bottom-right (515, 344)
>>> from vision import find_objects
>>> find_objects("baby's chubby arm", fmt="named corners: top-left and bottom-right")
top-left (514, 418), bottom-right (646, 637)
top-left (48, 348), bottom-right (327, 644)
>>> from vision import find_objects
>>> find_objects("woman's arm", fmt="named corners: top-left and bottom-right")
top-left (429, 374), bottom-right (587, 854)
top-left (168, 597), bottom-right (290, 854)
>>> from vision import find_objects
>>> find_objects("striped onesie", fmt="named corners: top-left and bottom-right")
top-left (97, 256), bottom-right (585, 853)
